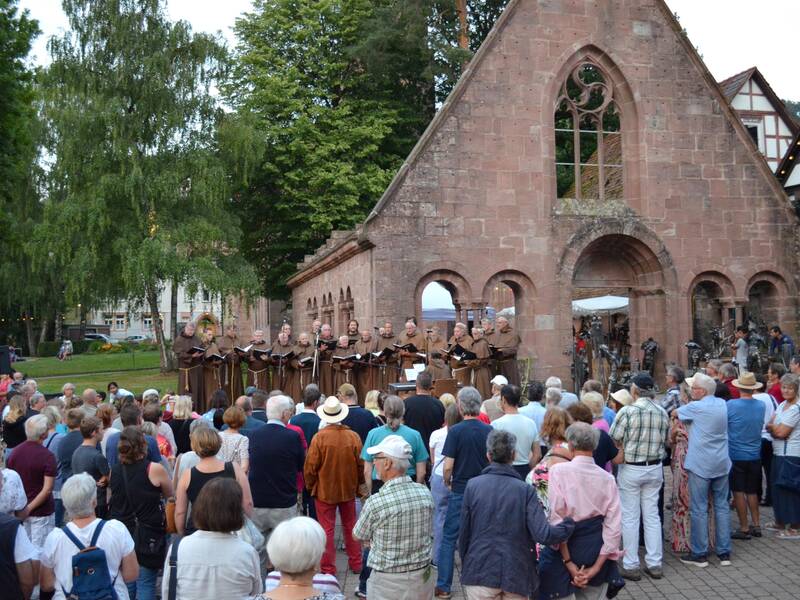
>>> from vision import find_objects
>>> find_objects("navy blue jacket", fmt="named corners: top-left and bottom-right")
top-left (459, 463), bottom-right (574, 597)
top-left (248, 423), bottom-right (304, 509)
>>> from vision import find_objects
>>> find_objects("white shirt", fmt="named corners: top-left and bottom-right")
top-left (772, 401), bottom-right (800, 457)
top-left (753, 392), bottom-right (777, 441)
top-left (162, 531), bottom-right (261, 600)
top-left (0, 469), bottom-right (27, 515)
top-left (41, 518), bottom-right (134, 600)
top-left (734, 338), bottom-right (748, 366)
top-left (492, 413), bottom-right (540, 466)
top-left (429, 427), bottom-right (448, 477)
top-left (519, 401), bottom-right (547, 431)
top-left (14, 523), bottom-right (39, 562)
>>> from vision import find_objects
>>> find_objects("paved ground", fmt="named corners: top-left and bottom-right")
top-left (332, 501), bottom-right (799, 599)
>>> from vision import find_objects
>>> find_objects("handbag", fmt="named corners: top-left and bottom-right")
top-left (236, 516), bottom-right (265, 551)
top-left (165, 498), bottom-right (177, 534)
top-left (775, 440), bottom-right (800, 493)
top-left (121, 463), bottom-right (168, 569)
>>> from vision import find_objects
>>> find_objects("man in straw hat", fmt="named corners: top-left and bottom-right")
top-left (304, 396), bottom-right (365, 577)
top-left (727, 371), bottom-right (766, 540)
top-left (353, 435), bottom-right (435, 600)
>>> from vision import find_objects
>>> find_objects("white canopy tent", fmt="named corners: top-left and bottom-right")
top-left (572, 295), bottom-right (629, 316)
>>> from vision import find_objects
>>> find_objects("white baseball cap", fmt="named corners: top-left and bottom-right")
top-left (490, 375), bottom-right (508, 386)
top-left (366, 435), bottom-right (412, 460)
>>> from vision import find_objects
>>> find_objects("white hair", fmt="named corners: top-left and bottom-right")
top-left (580, 391), bottom-right (604, 418)
top-left (267, 394), bottom-right (294, 420)
top-left (29, 392), bottom-right (45, 407)
top-left (62, 382), bottom-right (76, 393)
top-left (545, 376), bottom-right (563, 390)
top-left (545, 387), bottom-right (562, 406)
top-left (268, 517), bottom-right (326, 575)
top-left (173, 396), bottom-right (193, 419)
top-left (388, 456), bottom-right (411, 473)
top-left (691, 372), bottom-right (717, 396)
top-left (61, 473), bottom-right (97, 518)
top-left (24, 414), bottom-right (49, 441)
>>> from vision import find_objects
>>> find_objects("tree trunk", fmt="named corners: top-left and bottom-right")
top-left (456, 0), bottom-right (469, 49)
top-left (55, 312), bottom-right (63, 342)
top-left (24, 311), bottom-right (36, 357)
top-left (170, 277), bottom-right (179, 342)
top-left (39, 316), bottom-right (49, 347)
top-left (78, 305), bottom-right (87, 338)
top-left (147, 283), bottom-right (174, 373)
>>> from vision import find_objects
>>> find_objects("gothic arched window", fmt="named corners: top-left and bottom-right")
top-left (555, 63), bottom-right (622, 201)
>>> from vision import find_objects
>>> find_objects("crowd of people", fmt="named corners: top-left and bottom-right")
top-left (1, 332), bottom-right (800, 600)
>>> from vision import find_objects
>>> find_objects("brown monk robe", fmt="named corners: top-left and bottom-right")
top-left (317, 324), bottom-right (337, 397)
top-left (447, 322), bottom-right (474, 386)
top-left (353, 330), bottom-right (378, 401)
top-left (271, 332), bottom-right (299, 400)
top-left (216, 325), bottom-right (244, 403)
top-left (292, 333), bottom-right (315, 400)
top-left (246, 329), bottom-right (272, 391)
top-left (469, 329), bottom-right (493, 400)
top-left (480, 319), bottom-right (497, 376)
top-left (332, 336), bottom-right (357, 391)
top-left (424, 328), bottom-right (451, 380)
top-left (172, 322), bottom-right (206, 406)
top-left (201, 334), bottom-right (224, 412)
top-left (374, 322), bottom-right (399, 391)
top-left (397, 321), bottom-right (428, 382)
top-left (491, 316), bottom-right (521, 386)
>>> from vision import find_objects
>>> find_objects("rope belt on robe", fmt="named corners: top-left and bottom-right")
top-left (179, 365), bottom-right (202, 392)
top-left (249, 368), bottom-right (269, 389)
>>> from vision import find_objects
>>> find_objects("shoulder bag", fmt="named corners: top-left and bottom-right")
top-left (121, 463), bottom-right (168, 569)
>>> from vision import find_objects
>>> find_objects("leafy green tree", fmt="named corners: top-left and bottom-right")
top-left (784, 99), bottom-right (800, 126)
top-left (227, 0), bottom-right (414, 298)
top-left (0, 0), bottom-right (44, 354)
top-left (36, 0), bottom-right (258, 370)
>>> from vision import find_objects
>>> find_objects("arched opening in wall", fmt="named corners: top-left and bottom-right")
top-left (691, 281), bottom-right (731, 356)
top-left (570, 234), bottom-right (666, 390)
top-left (338, 286), bottom-right (354, 333)
top-left (746, 280), bottom-right (780, 334)
top-left (421, 282), bottom-right (457, 340)
top-left (487, 283), bottom-right (515, 328)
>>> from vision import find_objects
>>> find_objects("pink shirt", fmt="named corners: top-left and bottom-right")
top-left (547, 455), bottom-right (622, 558)
top-left (592, 418), bottom-right (610, 433)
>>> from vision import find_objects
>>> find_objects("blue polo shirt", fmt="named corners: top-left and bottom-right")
top-left (726, 398), bottom-right (765, 461)
top-left (677, 395), bottom-right (731, 478)
top-left (361, 424), bottom-right (428, 479)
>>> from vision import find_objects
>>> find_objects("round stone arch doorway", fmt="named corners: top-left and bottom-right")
top-left (563, 231), bottom-right (675, 389)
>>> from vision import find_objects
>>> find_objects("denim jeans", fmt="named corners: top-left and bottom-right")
top-left (688, 471), bottom-right (731, 557)
top-left (430, 474), bottom-right (450, 565)
top-left (126, 565), bottom-right (159, 600)
top-left (54, 498), bottom-right (65, 528)
top-left (435, 491), bottom-right (464, 593)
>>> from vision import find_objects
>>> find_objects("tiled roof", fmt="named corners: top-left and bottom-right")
top-left (717, 67), bottom-right (756, 102)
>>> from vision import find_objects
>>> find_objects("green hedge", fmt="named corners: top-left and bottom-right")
top-left (36, 339), bottom-right (93, 357)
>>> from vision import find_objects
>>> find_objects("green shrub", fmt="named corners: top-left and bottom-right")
top-left (37, 341), bottom-right (61, 356)
top-left (87, 341), bottom-right (106, 353)
top-left (73, 340), bottom-right (91, 354)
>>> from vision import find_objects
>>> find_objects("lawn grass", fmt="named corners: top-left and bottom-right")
top-left (18, 351), bottom-right (161, 378)
top-left (35, 369), bottom-right (179, 395)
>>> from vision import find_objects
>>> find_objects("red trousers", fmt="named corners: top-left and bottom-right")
top-left (315, 498), bottom-right (362, 575)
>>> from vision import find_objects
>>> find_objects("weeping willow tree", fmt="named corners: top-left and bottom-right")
top-left (35, 0), bottom-right (258, 371)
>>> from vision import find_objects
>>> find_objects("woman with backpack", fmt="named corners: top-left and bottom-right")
top-left (109, 427), bottom-right (173, 600)
top-left (39, 472), bottom-right (138, 600)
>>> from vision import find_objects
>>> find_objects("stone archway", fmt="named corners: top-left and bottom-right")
top-left (558, 223), bottom-right (677, 385)
top-left (688, 271), bottom-right (736, 353)
top-left (745, 271), bottom-right (792, 333)
top-left (414, 269), bottom-right (473, 326)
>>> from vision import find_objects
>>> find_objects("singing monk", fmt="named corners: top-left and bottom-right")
top-left (201, 330), bottom-right (223, 411)
top-left (354, 329), bottom-right (377, 400)
top-left (397, 319), bottom-right (427, 381)
top-left (332, 335), bottom-right (357, 390)
top-left (292, 332), bottom-right (315, 398)
top-left (172, 322), bottom-right (205, 407)
top-left (424, 326), bottom-right (451, 381)
top-left (374, 321), bottom-right (398, 391)
top-left (346, 319), bottom-right (360, 347)
top-left (447, 322), bottom-right (474, 386)
top-left (246, 329), bottom-right (271, 391)
top-left (469, 327), bottom-right (493, 400)
top-left (318, 323), bottom-right (337, 396)
top-left (271, 331), bottom-right (297, 399)
top-left (491, 316), bottom-right (521, 386)
top-left (217, 323), bottom-right (244, 403)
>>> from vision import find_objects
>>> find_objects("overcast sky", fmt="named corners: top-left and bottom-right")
top-left (18, 1), bottom-right (800, 99)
